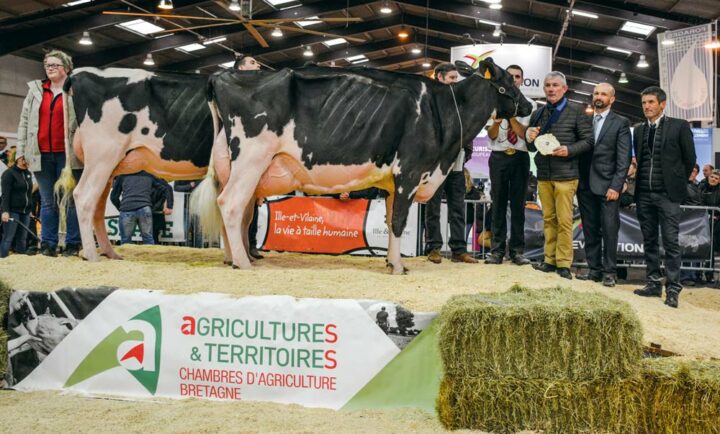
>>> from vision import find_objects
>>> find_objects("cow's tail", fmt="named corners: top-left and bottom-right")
top-left (55, 74), bottom-right (77, 235)
top-left (189, 99), bottom-right (223, 242)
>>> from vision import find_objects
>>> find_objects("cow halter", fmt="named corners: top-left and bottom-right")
top-left (449, 85), bottom-right (463, 148)
top-left (484, 75), bottom-right (521, 118)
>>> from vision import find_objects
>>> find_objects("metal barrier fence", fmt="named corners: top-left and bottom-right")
top-left (426, 200), bottom-right (720, 277)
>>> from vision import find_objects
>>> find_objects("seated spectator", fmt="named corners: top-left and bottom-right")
top-left (150, 176), bottom-right (173, 244)
top-left (110, 171), bottom-right (168, 245)
top-left (1, 152), bottom-right (33, 258)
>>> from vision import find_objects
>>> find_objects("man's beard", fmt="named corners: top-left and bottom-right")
top-left (593, 99), bottom-right (607, 109)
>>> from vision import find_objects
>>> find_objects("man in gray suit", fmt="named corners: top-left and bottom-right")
top-left (577, 83), bottom-right (631, 287)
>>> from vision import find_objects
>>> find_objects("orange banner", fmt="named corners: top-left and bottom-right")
top-left (262, 197), bottom-right (370, 254)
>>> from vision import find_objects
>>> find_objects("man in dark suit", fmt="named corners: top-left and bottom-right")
top-left (577, 83), bottom-right (631, 287)
top-left (632, 86), bottom-right (696, 308)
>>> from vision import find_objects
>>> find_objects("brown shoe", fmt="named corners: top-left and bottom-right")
top-left (427, 249), bottom-right (442, 264)
top-left (451, 252), bottom-right (478, 264)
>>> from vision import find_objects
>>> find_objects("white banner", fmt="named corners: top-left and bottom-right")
top-left (659, 24), bottom-right (716, 121)
top-left (450, 44), bottom-right (553, 98)
top-left (104, 191), bottom-right (186, 243)
top-left (10, 290), bottom-right (435, 409)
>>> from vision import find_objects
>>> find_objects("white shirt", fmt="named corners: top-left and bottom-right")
top-left (647, 113), bottom-right (665, 129)
top-left (593, 109), bottom-right (610, 142)
top-left (487, 97), bottom-right (537, 153)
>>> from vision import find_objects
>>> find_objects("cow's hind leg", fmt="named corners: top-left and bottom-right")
top-left (384, 193), bottom-right (406, 275)
top-left (387, 178), bottom-right (420, 275)
top-left (241, 198), bottom-right (256, 262)
top-left (93, 180), bottom-right (122, 259)
top-left (74, 148), bottom-right (125, 262)
top-left (217, 140), bottom-right (272, 270)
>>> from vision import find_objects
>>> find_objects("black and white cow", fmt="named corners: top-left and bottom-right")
top-left (63, 68), bottom-right (220, 262)
top-left (205, 58), bottom-right (532, 273)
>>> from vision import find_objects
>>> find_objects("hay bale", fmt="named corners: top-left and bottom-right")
top-left (640, 358), bottom-right (720, 434)
top-left (438, 286), bottom-right (643, 381)
top-left (0, 278), bottom-right (10, 379)
top-left (437, 375), bottom-right (644, 433)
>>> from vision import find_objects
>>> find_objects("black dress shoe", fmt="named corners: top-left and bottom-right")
top-left (533, 262), bottom-right (556, 273)
top-left (41, 245), bottom-right (57, 257)
top-left (602, 275), bottom-right (616, 287)
top-left (664, 290), bottom-right (680, 308)
top-left (62, 244), bottom-right (80, 257)
top-left (249, 248), bottom-right (264, 260)
top-left (484, 253), bottom-right (503, 264)
top-left (556, 267), bottom-right (573, 279)
top-left (577, 272), bottom-right (602, 282)
top-left (633, 283), bottom-right (662, 297)
top-left (510, 254), bottom-right (531, 266)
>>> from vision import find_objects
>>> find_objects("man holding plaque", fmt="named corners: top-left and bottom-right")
top-left (525, 71), bottom-right (593, 279)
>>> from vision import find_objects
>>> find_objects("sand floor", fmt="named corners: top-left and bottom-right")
top-left (1, 245), bottom-right (719, 432)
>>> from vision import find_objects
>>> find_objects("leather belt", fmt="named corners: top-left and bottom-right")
top-left (504, 148), bottom-right (516, 155)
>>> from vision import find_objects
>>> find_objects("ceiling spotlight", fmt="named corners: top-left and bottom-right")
top-left (157, 0), bottom-right (173, 9)
top-left (380, 1), bottom-right (392, 14)
top-left (229, 0), bottom-right (241, 12)
top-left (584, 104), bottom-right (594, 115)
top-left (661, 38), bottom-right (675, 46)
top-left (78, 31), bottom-right (92, 45)
top-left (636, 54), bottom-right (649, 68)
top-left (489, 3), bottom-right (502, 9)
top-left (618, 72), bottom-right (629, 84)
top-left (422, 60), bottom-right (431, 68)
top-left (411, 46), bottom-right (422, 55)
top-left (493, 24), bottom-right (502, 38)
top-left (143, 53), bottom-right (155, 66)
top-left (705, 37), bottom-right (720, 49)
top-left (271, 27), bottom-right (283, 37)
top-left (398, 28), bottom-right (409, 38)
top-left (303, 45), bottom-right (314, 57)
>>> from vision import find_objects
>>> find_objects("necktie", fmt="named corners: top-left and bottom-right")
top-left (594, 114), bottom-right (602, 128)
top-left (648, 123), bottom-right (657, 151)
top-left (507, 127), bottom-right (518, 145)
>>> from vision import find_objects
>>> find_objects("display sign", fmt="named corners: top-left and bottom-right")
top-left (6, 288), bottom-right (436, 410)
top-left (256, 196), bottom-right (418, 257)
top-left (450, 44), bottom-right (553, 98)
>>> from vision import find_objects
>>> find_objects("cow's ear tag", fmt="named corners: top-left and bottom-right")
top-left (484, 68), bottom-right (492, 79)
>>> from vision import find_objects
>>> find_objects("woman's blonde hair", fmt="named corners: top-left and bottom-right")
top-left (44, 49), bottom-right (73, 73)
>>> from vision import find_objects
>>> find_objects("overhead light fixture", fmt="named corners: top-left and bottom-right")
top-left (422, 60), bottom-right (432, 68)
top-left (297, 16), bottom-right (322, 27)
top-left (493, 25), bottom-right (502, 37)
top-left (176, 43), bottom-right (206, 53)
top-left (323, 38), bottom-right (347, 47)
top-left (63, 0), bottom-right (91, 6)
top-left (398, 28), bottom-right (409, 38)
top-left (347, 54), bottom-right (367, 62)
top-left (584, 104), bottom-right (594, 115)
top-left (203, 36), bottom-right (227, 44)
top-left (271, 27), bottom-right (283, 37)
top-left (78, 31), bottom-right (93, 45)
top-left (661, 38), bottom-right (675, 46)
top-left (620, 21), bottom-right (656, 37)
top-left (581, 80), bottom-right (598, 86)
top-left (220, 61), bottom-right (235, 68)
top-left (574, 90), bottom-right (591, 96)
top-left (380, 1), bottom-right (392, 14)
top-left (606, 46), bottom-right (632, 55)
top-left (571, 10), bottom-right (598, 19)
top-left (489, 3), bottom-right (502, 9)
top-left (481, 0), bottom-right (501, 4)
top-left (618, 72), bottom-right (629, 84)
top-left (636, 54), bottom-right (649, 68)
top-left (118, 19), bottom-right (164, 35)
top-left (143, 53), bottom-right (155, 66)
top-left (705, 37), bottom-right (720, 49)
top-left (411, 46), bottom-right (422, 54)
top-left (158, 0), bottom-right (173, 9)
top-left (352, 58), bottom-right (369, 65)
top-left (229, 0), bottom-right (241, 12)
top-left (303, 45), bottom-right (314, 57)
top-left (264, 0), bottom-right (296, 7)
top-left (478, 19), bottom-right (499, 26)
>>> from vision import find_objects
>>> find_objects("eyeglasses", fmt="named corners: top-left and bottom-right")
top-left (44, 63), bottom-right (64, 70)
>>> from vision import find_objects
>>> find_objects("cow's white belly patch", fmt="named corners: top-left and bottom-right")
top-left (414, 164), bottom-right (447, 202)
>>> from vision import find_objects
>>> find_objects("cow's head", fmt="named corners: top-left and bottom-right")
top-left (455, 58), bottom-right (533, 119)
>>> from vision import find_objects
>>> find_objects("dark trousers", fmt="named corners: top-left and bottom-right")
top-left (577, 188), bottom-right (621, 275)
top-left (249, 205), bottom-right (259, 250)
top-left (489, 151), bottom-right (530, 257)
top-left (424, 171), bottom-right (466, 254)
top-left (1, 212), bottom-right (30, 257)
top-left (636, 191), bottom-right (682, 290)
top-left (152, 213), bottom-right (166, 244)
top-left (34, 152), bottom-right (81, 248)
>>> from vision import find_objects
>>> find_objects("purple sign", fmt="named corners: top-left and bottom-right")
top-left (466, 133), bottom-right (492, 179)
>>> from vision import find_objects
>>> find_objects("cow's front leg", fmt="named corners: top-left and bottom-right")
top-left (387, 180), bottom-right (418, 275)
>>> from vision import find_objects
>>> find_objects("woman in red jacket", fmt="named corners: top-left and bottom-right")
top-left (16, 50), bottom-right (81, 257)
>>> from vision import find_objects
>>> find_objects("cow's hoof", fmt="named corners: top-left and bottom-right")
top-left (231, 263), bottom-right (251, 270)
top-left (389, 265), bottom-right (408, 275)
top-left (101, 253), bottom-right (123, 260)
top-left (223, 260), bottom-right (233, 266)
